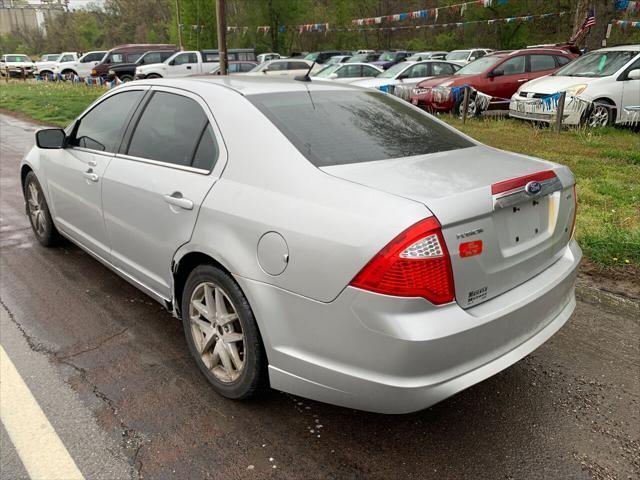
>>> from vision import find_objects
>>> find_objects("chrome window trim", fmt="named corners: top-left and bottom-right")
top-left (69, 146), bottom-right (115, 158)
top-left (115, 153), bottom-right (211, 175)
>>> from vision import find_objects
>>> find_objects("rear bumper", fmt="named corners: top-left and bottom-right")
top-left (237, 240), bottom-right (581, 414)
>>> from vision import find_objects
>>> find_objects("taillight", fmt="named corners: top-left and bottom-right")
top-left (570, 184), bottom-right (577, 239)
top-left (350, 217), bottom-right (455, 304)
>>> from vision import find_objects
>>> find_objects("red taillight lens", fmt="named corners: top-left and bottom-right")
top-left (349, 217), bottom-right (455, 304)
top-left (570, 184), bottom-right (577, 239)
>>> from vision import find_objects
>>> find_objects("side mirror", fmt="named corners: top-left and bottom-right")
top-left (627, 68), bottom-right (640, 80)
top-left (489, 69), bottom-right (504, 78)
top-left (328, 73), bottom-right (338, 79)
top-left (36, 128), bottom-right (66, 149)
top-left (262, 69), bottom-right (268, 74)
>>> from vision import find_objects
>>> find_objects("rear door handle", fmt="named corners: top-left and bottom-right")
top-left (517, 78), bottom-right (528, 82)
top-left (186, 66), bottom-right (192, 69)
top-left (83, 169), bottom-right (99, 182)
top-left (163, 192), bottom-right (193, 210)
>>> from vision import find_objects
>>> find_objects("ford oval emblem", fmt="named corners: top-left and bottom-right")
top-left (525, 181), bottom-right (542, 196)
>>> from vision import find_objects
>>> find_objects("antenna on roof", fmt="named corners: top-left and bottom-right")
top-left (295, 61), bottom-right (315, 82)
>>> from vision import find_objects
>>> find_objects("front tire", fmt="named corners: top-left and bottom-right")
top-left (584, 100), bottom-right (615, 128)
top-left (181, 265), bottom-right (267, 399)
top-left (23, 171), bottom-right (60, 247)
top-left (146, 73), bottom-right (162, 79)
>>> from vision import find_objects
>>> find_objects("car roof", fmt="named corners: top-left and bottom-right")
top-left (134, 76), bottom-right (365, 96)
top-left (596, 44), bottom-right (640, 52)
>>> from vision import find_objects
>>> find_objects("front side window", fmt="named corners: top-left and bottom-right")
top-left (239, 63), bottom-right (256, 72)
top-left (127, 92), bottom-right (212, 168)
top-left (108, 53), bottom-right (124, 63)
top-left (174, 53), bottom-right (197, 65)
top-left (455, 55), bottom-right (502, 75)
top-left (379, 62), bottom-right (410, 79)
top-left (267, 61), bottom-right (287, 71)
top-left (554, 50), bottom-right (638, 77)
top-left (498, 56), bottom-right (526, 75)
top-left (248, 91), bottom-right (473, 167)
top-left (289, 61), bottom-right (310, 70)
top-left (72, 90), bottom-right (144, 152)
top-left (82, 52), bottom-right (105, 63)
top-left (530, 54), bottom-right (557, 72)
top-left (406, 63), bottom-right (429, 78)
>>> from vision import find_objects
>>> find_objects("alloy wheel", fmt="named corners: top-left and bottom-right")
top-left (189, 282), bottom-right (245, 383)
top-left (587, 104), bottom-right (610, 127)
top-left (27, 181), bottom-right (46, 237)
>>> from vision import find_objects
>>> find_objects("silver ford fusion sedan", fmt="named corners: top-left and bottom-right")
top-left (21, 77), bottom-right (580, 413)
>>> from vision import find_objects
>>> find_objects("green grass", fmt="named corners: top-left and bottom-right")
top-left (0, 80), bottom-right (104, 127)
top-left (1, 81), bottom-right (638, 268)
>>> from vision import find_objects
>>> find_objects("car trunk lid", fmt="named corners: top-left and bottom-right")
top-left (322, 145), bottom-right (576, 308)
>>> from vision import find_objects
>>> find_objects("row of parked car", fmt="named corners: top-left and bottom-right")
top-left (3, 42), bottom-right (638, 127)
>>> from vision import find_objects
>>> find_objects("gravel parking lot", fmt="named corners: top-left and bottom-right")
top-left (1, 113), bottom-right (639, 479)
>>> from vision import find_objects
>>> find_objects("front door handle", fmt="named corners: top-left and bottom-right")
top-left (83, 169), bottom-right (99, 182)
top-left (186, 66), bottom-right (192, 69)
top-left (163, 192), bottom-right (193, 210)
top-left (517, 78), bottom-right (528, 82)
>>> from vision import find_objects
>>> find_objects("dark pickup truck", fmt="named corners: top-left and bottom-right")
top-left (107, 49), bottom-right (177, 81)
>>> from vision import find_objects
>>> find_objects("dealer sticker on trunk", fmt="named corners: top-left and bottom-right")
top-left (467, 286), bottom-right (488, 305)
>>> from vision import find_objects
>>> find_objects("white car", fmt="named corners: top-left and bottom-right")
top-left (350, 60), bottom-right (461, 92)
top-left (312, 63), bottom-right (382, 82)
top-left (0, 54), bottom-right (35, 77)
top-left (244, 59), bottom-right (316, 80)
top-left (407, 51), bottom-right (449, 61)
top-left (445, 49), bottom-right (493, 66)
top-left (325, 55), bottom-right (352, 65)
top-left (35, 52), bottom-right (78, 77)
top-left (136, 51), bottom-right (219, 79)
top-left (257, 53), bottom-right (281, 63)
top-left (53, 51), bottom-right (107, 77)
top-left (510, 45), bottom-right (640, 127)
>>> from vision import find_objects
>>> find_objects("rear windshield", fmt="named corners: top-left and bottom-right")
top-left (248, 90), bottom-right (473, 167)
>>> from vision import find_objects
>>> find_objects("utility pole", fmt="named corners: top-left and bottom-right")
top-left (216, 0), bottom-right (228, 75)
top-left (175, 0), bottom-right (184, 50)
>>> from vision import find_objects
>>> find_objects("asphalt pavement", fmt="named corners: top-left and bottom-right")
top-left (0, 113), bottom-right (638, 480)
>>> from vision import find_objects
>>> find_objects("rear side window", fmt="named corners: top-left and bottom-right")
top-left (238, 63), bottom-right (255, 72)
top-left (108, 53), bottom-right (124, 63)
top-left (192, 124), bottom-right (218, 170)
top-left (60, 55), bottom-right (74, 62)
top-left (530, 54), bottom-right (556, 72)
top-left (556, 55), bottom-right (570, 66)
top-left (248, 91), bottom-right (473, 167)
top-left (72, 90), bottom-right (144, 152)
top-left (432, 62), bottom-right (456, 76)
top-left (127, 92), bottom-right (213, 169)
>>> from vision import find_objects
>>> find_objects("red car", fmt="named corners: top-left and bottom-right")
top-left (410, 48), bottom-right (577, 115)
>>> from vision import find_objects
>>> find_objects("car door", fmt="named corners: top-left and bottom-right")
top-left (171, 52), bottom-right (199, 77)
top-left (43, 88), bottom-right (147, 260)
top-left (101, 87), bottom-right (225, 299)
top-left (620, 58), bottom-right (640, 124)
top-left (283, 61), bottom-right (311, 79)
top-left (77, 52), bottom-right (105, 76)
top-left (484, 55), bottom-right (528, 99)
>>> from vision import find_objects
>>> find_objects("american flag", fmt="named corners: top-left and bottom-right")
top-left (582, 11), bottom-right (597, 30)
top-left (570, 11), bottom-right (596, 42)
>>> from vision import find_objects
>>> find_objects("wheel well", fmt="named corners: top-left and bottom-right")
top-left (61, 69), bottom-right (76, 76)
top-left (591, 97), bottom-right (617, 122)
top-left (173, 252), bottom-right (229, 317)
top-left (20, 165), bottom-right (33, 190)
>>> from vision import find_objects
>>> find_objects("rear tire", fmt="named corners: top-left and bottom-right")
top-left (181, 264), bottom-right (267, 400)
top-left (119, 74), bottom-right (133, 82)
top-left (23, 171), bottom-right (60, 247)
top-left (147, 73), bottom-right (162, 79)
